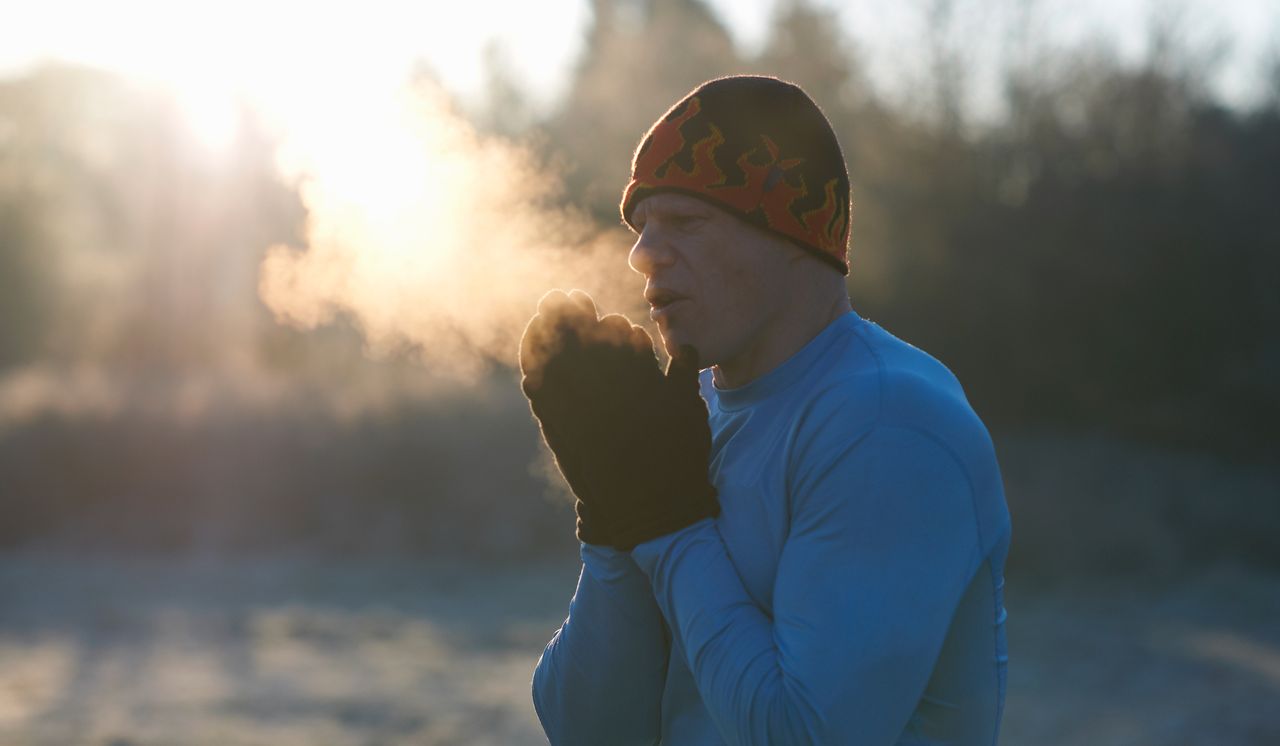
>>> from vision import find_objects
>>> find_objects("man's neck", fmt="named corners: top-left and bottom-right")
top-left (712, 293), bottom-right (852, 389)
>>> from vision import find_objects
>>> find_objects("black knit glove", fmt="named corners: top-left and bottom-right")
top-left (519, 289), bottom-right (719, 550)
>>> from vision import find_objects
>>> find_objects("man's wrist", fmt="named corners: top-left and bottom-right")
top-left (581, 541), bottom-right (654, 592)
top-left (629, 517), bottom-right (718, 577)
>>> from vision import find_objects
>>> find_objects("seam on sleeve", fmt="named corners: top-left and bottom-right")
top-left (850, 322), bottom-right (986, 558)
top-left (880, 423), bottom-right (986, 572)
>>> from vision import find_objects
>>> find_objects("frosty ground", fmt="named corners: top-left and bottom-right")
top-left (1, 554), bottom-right (1277, 745)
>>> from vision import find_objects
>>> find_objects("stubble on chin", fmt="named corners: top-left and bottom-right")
top-left (656, 328), bottom-right (681, 360)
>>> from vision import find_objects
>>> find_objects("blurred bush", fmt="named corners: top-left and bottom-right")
top-left (999, 431), bottom-right (1280, 582)
top-left (0, 377), bottom-right (572, 559)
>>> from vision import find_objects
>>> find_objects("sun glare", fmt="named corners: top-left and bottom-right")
top-left (7, 0), bottom-right (631, 376)
top-left (174, 86), bottom-right (240, 151)
top-left (5, 0), bottom-right (593, 157)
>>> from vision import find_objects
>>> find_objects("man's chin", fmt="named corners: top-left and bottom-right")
top-left (658, 330), bottom-right (687, 359)
top-left (658, 331), bottom-right (707, 367)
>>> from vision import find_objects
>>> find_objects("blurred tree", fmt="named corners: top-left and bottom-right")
top-left (1267, 48), bottom-right (1280, 110)
top-left (0, 199), bottom-right (48, 369)
top-left (867, 14), bottom-right (1280, 455)
top-left (0, 64), bottom-right (307, 379)
top-left (549, 0), bottom-right (743, 221)
top-left (0, 65), bottom-right (139, 369)
top-left (921, 0), bottom-right (969, 134)
top-left (753, 0), bottom-right (869, 117)
top-left (476, 41), bottom-right (537, 139)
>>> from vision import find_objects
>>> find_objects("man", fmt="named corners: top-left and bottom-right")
top-left (520, 76), bottom-right (1011, 745)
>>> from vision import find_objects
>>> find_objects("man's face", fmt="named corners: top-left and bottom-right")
top-left (628, 192), bottom-right (795, 367)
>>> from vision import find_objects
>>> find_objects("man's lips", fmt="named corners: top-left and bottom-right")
top-left (645, 288), bottom-right (690, 322)
top-left (647, 289), bottom-right (690, 323)
top-left (644, 287), bottom-right (689, 310)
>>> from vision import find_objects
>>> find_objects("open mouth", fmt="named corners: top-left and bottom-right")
top-left (646, 288), bottom-right (686, 311)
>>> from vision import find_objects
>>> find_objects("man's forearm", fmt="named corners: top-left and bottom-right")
top-left (631, 520), bottom-right (820, 745)
top-left (532, 544), bottom-right (668, 746)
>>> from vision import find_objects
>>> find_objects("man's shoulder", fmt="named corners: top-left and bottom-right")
top-left (787, 319), bottom-right (1010, 555)
top-left (797, 320), bottom-right (992, 461)
top-left (803, 319), bottom-right (965, 411)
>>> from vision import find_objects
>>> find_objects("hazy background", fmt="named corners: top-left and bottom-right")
top-left (1, 0), bottom-right (1278, 743)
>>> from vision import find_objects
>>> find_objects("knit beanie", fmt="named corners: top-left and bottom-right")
top-left (620, 75), bottom-right (850, 274)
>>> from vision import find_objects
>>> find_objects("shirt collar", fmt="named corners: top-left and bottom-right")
top-left (712, 311), bottom-right (863, 411)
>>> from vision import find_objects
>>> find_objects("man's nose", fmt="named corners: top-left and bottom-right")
top-left (628, 226), bottom-right (676, 276)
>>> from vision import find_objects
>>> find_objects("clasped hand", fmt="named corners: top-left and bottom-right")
top-left (519, 289), bottom-right (719, 550)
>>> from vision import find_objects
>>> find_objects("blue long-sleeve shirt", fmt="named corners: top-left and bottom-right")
top-left (533, 312), bottom-right (1011, 745)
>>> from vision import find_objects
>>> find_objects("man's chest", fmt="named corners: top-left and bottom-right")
top-left (706, 405), bottom-right (797, 615)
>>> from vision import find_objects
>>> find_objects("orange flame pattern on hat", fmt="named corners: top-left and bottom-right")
top-left (621, 96), bottom-right (848, 270)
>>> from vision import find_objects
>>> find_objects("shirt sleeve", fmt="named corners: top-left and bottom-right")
top-left (630, 425), bottom-right (986, 746)
top-left (532, 542), bottom-right (669, 746)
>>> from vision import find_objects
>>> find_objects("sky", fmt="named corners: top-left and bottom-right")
top-left (0, 0), bottom-right (1275, 139)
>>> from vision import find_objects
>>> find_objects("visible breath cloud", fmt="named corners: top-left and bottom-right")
top-left (258, 80), bottom-right (645, 378)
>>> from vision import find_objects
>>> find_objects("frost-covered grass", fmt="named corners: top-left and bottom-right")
top-left (1, 554), bottom-right (1277, 745)
top-left (0, 555), bottom-right (575, 746)
top-left (1001, 565), bottom-right (1280, 745)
